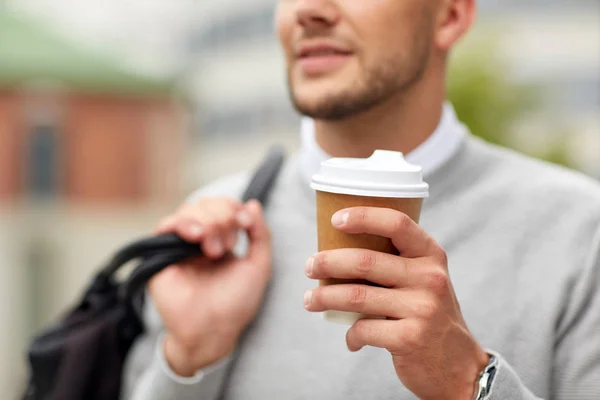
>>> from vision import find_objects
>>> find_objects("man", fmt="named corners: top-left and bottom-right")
top-left (123, 1), bottom-right (600, 399)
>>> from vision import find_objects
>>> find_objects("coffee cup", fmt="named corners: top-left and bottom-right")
top-left (311, 150), bottom-right (429, 325)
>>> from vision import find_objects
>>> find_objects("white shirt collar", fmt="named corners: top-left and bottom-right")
top-left (300, 102), bottom-right (467, 184)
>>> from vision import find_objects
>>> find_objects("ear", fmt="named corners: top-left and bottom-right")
top-left (434, 0), bottom-right (476, 51)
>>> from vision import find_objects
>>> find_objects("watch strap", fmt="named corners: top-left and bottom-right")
top-left (473, 354), bottom-right (499, 400)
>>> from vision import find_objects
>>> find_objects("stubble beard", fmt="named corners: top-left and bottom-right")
top-left (288, 23), bottom-right (432, 121)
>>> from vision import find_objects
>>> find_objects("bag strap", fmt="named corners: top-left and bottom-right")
top-left (118, 145), bottom-right (286, 301)
top-left (240, 145), bottom-right (286, 203)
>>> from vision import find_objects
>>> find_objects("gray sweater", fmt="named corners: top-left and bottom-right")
top-left (123, 136), bottom-right (600, 399)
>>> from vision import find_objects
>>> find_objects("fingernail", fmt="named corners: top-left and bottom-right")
top-left (303, 290), bottom-right (313, 309)
top-left (305, 257), bottom-right (314, 277)
top-left (188, 224), bottom-right (204, 237)
top-left (331, 211), bottom-right (349, 227)
top-left (236, 211), bottom-right (252, 227)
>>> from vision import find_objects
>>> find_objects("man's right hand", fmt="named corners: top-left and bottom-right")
top-left (148, 198), bottom-right (272, 377)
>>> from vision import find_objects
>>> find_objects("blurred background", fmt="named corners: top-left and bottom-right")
top-left (0, 0), bottom-right (598, 397)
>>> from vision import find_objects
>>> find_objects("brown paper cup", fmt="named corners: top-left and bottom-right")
top-left (316, 191), bottom-right (423, 325)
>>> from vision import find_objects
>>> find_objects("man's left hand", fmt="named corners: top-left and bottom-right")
top-left (303, 207), bottom-right (490, 400)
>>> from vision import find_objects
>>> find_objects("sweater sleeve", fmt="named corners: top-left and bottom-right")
top-left (121, 297), bottom-right (233, 400)
top-left (126, 334), bottom-right (232, 400)
top-left (487, 227), bottom-right (600, 400)
top-left (550, 226), bottom-right (600, 400)
top-left (485, 352), bottom-right (543, 400)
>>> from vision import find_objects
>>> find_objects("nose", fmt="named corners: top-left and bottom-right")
top-left (296, 0), bottom-right (340, 31)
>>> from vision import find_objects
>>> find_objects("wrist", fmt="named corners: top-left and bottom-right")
top-left (471, 353), bottom-right (498, 400)
top-left (452, 347), bottom-right (490, 400)
top-left (163, 332), bottom-right (235, 377)
top-left (464, 349), bottom-right (492, 400)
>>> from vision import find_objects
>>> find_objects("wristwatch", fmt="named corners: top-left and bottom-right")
top-left (472, 354), bottom-right (498, 400)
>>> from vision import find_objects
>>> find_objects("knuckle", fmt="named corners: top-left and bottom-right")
top-left (432, 246), bottom-right (448, 266)
top-left (401, 321), bottom-right (425, 350)
top-left (392, 213), bottom-right (412, 234)
top-left (415, 296), bottom-right (440, 319)
top-left (222, 214), bottom-right (237, 228)
top-left (396, 257), bottom-right (409, 281)
top-left (423, 267), bottom-right (450, 295)
top-left (353, 208), bottom-right (368, 224)
top-left (171, 217), bottom-right (193, 233)
top-left (356, 251), bottom-right (377, 277)
top-left (348, 285), bottom-right (367, 307)
top-left (351, 319), bottom-right (370, 340)
top-left (224, 200), bottom-right (243, 215)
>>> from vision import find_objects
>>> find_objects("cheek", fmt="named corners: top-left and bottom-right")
top-left (344, 2), bottom-right (426, 57)
top-left (275, 4), bottom-right (294, 59)
top-left (342, 8), bottom-right (402, 64)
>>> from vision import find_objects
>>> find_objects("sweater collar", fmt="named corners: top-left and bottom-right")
top-left (299, 102), bottom-right (468, 185)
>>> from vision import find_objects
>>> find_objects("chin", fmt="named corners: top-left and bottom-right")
top-left (290, 81), bottom-right (342, 111)
top-left (290, 91), bottom-right (333, 118)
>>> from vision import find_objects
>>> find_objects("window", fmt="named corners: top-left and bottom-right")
top-left (27, 124), bottom-right (60, 198)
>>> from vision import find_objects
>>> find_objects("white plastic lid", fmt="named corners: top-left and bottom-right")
top-left (310, 150), bottom-right (429, 198)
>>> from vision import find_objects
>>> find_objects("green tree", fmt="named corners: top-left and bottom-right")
top-left (447, 40), bottom-right (572, 168)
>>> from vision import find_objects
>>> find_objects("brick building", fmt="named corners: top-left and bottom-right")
top-left (0, 11), bottom-right (187, 205)
top-left (0, 11), bottom-right (190, 397)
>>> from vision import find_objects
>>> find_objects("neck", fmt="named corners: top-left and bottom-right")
top-left (314, 66), bottom-right (445, 158)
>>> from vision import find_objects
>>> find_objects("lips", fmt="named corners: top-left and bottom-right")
top-left (295, 42), bottom-right (353, 76)
top-left (297, 43), bottom-right (352, 59)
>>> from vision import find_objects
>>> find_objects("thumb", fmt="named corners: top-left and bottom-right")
top-left (244, 200), bottom-right (271, 271)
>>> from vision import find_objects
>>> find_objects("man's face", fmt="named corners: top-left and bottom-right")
top-left (276, 0), bottom-right (437, 120)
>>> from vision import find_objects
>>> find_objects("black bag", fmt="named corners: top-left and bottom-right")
top-left (22, 147), bottom-right (286, 400)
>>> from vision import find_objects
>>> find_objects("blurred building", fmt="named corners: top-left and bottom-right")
top-left (188, 0), bottom-right (600, 179)
top-left (9, 0), bottom-right (198, 79)
top-left (187, 0), bottom-right (299, 183)
top-left (0, 10), bottom-right (190, 397)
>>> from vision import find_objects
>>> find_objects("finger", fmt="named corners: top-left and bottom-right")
top-left (304, 284), bottom-right (410, 319)
top-left (244, 200), bottom-right (271, 277)
top-left (346, 318), bottom-right (418, 355)
top-left (202, 234), bottom-right (225, 259)
top-left (219, 204), bottom-right (254, 252)
top-left (213, 203), bottom-right (249, 252)
top-left (178, 199), bottom-right (243, 233)
top-left (200, 201), bottom-right (240, 229)
top-left (173, 219), bottom-right (206, 242)
top-left (306, 249), bottom-right (416, 288)
top-left (195, 204), bottom-right (239, 256)
top-left (331, 207), bottom-right (440, 258)
top-left (235, 207), bottom-right (253, 229)
top-left (154, 215), bottom-right (179, 235)
top-left (224, 230), bottom-right (239, 252)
